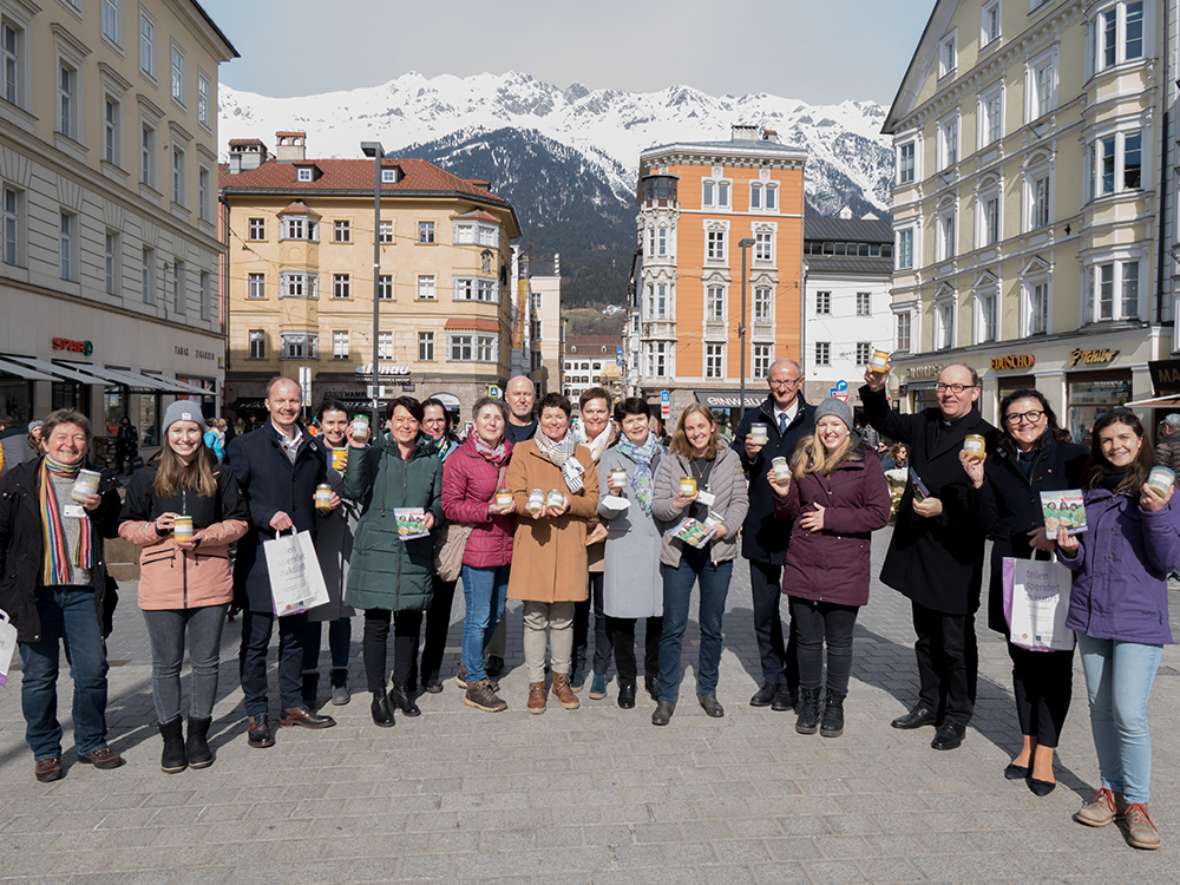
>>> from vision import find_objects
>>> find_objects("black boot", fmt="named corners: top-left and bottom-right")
top-left (159, 718), bottom-right (187, 773)
top-left (301, 672), bottom-right (320, 711)
top-left (795, 688), bottom-right (821, 735)
top-left (389, 680), bottom-right (421, 717)
top-left (186, 716), bottom-right (214, 768)
top-left (617, 679), bottom-right (637, 709)
top-left (651, 701), bottom-right (676, 726)
top-left (370, 692), bottom-right (395, 728)
top-left (820, 691), bottom-right (845, 738)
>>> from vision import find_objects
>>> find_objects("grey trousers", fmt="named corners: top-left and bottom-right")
top-left (522, 601), bottom-right (575, 683)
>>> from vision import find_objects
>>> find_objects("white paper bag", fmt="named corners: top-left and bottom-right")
top-left (263, 530), bottom-right (330, 617)
top-left (1005, 556), bottom-right (1075, 652)
top-left (0, 608), bottom-right (17, 688)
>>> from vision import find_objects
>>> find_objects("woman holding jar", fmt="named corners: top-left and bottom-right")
top-left (959, 390), bottom-right (1087, 796)
top-left (343, 397), bottom-right (443, 727)
top-left (650, 404), bottom-right (749, 726)
top-left (1055, 411), bottom-right (1180, 850)
top-left (597, 397), bottom-right (666, 708)
top-left (505, 393), bottom-right (600, 714)
top-left (420, 397), bottom-right (461, 693)
top-left (441, 397), bottom-right (516, 712)
top-left (119, 402), bottom-right (249, 772)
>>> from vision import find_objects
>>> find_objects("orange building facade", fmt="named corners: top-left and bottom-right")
top-left (630, 125), bottom-right (807, 420)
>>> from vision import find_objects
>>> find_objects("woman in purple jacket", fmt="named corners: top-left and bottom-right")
top-left (769, 398), bottom-right (891, 738)
top-left (1057, 410), bottom-right (1180, 851)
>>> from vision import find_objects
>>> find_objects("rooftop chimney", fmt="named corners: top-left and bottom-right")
top-left (227, 138), bottom-right (269, 174)
top-left (553, 253), bottom-right (561, 276)
top-left (275, 130), bottom-right (307, 163)
top-left (731, 124), bottom-right (759, 142)
top-left (761, 128), bottom-right (781, 143)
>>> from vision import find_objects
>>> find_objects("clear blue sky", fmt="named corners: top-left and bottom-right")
top-left (203, 0), bottom-right (932, 106)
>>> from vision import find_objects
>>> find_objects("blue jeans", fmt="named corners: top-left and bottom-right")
top-left (19, 587), bottom-right (109, 760)
top-left (1078, 634), bottom-right (1163, 804)
top-left (143, 605), bottom-right (227, 724)
top-left (657, 549), bottom-right (733, 703)
top-left (460, 565), bottom-right (509, 683)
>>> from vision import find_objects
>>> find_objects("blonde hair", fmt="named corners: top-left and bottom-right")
top-left (154, 439), bottom-right (218, 498)
top-left (791, 433), bottom-right (854, 478)
top-left (669, 404), bottom-right (722, 459)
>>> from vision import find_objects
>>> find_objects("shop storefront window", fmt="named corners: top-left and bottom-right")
top-left (51, 381), bottom-right (83, 414)
top-left (103, 389), bottom-right (127, 437)
top-left (0, 378), bottom-right (32, 423)
top-left (1067, 374), bottom-right (1132, 443)
top-left (135, 394), bottom-right (159, 447)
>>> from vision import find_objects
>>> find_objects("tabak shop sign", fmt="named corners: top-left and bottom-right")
top-left (52, 337), bottom-right (93, 356)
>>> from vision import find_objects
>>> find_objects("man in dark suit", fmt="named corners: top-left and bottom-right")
top-left (732, 358), bottom-right (815, 712)
top-left (225, 376), bottom-right (339, 748)
top-left (860, 363), bottom-right (997, 751)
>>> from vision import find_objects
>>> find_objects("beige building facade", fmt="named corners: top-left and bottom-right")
top-left (0, 0), bottom-right (236, 445)
top-left (220, 133), bottom-right (522, 421)
top-left (884, 0), bottom-right (1170, 439)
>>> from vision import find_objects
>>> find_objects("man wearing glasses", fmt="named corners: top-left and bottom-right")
top-left (733, 358), bottom-right (815, 713)
top-left (860, 363), bottom-right (997, 751)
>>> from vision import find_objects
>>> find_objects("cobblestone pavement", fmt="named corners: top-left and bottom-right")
top-left (3, 529), bottom-right (1180, 884)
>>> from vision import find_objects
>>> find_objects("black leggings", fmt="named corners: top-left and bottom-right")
top-left (362, 608), bottom-right (424, 694)
top-left (789, 597), bottom-right (859, 696)
top-left (607, 615), bottom-right (663, 682)
top-left (1008, 642), bottom-right (1073, 748)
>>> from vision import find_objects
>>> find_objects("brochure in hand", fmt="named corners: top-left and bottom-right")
top-left (1041, 490), bottom-right (1087, 537)
top-left (908, 467), bottom-right (931, 501)
top-left (394, 508), bottom-right (430, 540)
top-left (673, 512), bottom-right (725, 549)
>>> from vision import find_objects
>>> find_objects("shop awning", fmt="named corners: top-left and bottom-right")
top-left (0, 356), bottom-right (57, 381)
top-left (138, 373), bottom-right (211, 396)
top-left (1124, 394), bottom-right (1180, 409)
top-left (0, 355), bottom-right (101, 384)
top-left (58, 362), bottom-right (168, 392)
top-left (693, 389), bottom-right (766, 409)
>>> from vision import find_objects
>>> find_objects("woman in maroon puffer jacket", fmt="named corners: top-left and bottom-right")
top-left (770, 398), bottom-right (891, 739)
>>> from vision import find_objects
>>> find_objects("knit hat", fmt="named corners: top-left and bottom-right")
top-left (1166, 414), bottom-right (1180, 429)
top-left (162, 401), bottom-right (207, 435)
top-left (813, 397), bottom-right (853, 431)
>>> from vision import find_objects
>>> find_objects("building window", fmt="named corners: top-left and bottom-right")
top-left (1095, 1), bottom-right (1144, 71)
top-left (1026, 167), bottom-right (1051, 229)
top-left (937, 203), bottom-right (956, 261)
top-left (103, 97), bottom-right (119, 164)
top-left (141, 123), bottom-right (155, 188)
top-left (293, 166), bottom-right (312, 183)
top-left (750, 182), bottom-right (778, 211)
top-left (1123, 131), bottom-right (1141, 189)
top-left (248, 217), bottom-right (265, 240)
top-left (280, 271), bottom-right (317, 299)
top-left (418, 221), bottom-right (435, 244)
top-left (815, 341), bottom-right (831, 367)
top-left (816, 290), bottom-right (831, 315)
top-left (141, 246), bottom-right (154, 304)
top-left (418, 331), bottom-right (434, 361)
top-left (197, 74), bottom-right (210, 128)
top-left (706, 285), bottom-right (725, 322)
top-left (372, 273), bottom-right (391, 300)
top-left (170, 44), bottom-right (184, 105)
top-left (898, 141), bottom-right (916, 184)
top-left (104, 231), bottom-right (119, 293)
top-left (705, 343), bottom-right (724, 379)
top-left (198, 167), bottom-right (210, 222)
top-left (706, 228), bottom-right (726, 262)
top-left (281, 332), bottom-right (318, 360)
top-left (976, 285), bottom-right (997, 343)
top-left (172, 146), bottom-right (185, 205)
top-left (139, 12), bottom-right (154, 77)
top-left (1090, 130), bottom-right (1142, 199)
top-left (332, 331), bottom-right (349, 360)
top-left (1028, 53), bottom-right (1056, 119)
top-left (2, 19), bottom-right (24, 107)
top-left (58, 62), bottom-right (77, 139)
top-left (247, 272), bottom-right (265, 299)
top-left (938, 115), bottom-right (958, 169)
top-left (454, 277), bottom-right (497, 303)
top-left (101, 0), bottom-right (120, 44)
top-left (248, 329), bottom-right (266, 360)
top-left (856, 342), bottom-right (872, 365)
top-left (657, 226), bottom-right (668, 256)
top-left (754, 228), bottom-right (773, 262)
top-left (896, 311), bottom-right (911, 352)
top-left (701, 175), bottom-right (731, 210)
top-left (646, 282), bottom-right (671, 320)
top-left (1026, 280), bottom-right (1049, 334)
top-left (1089, 259), bottom-right (1140, 321)
top-left (754, 286), bottom-right (772, 322)
top-left (379, 220), bottom-right (393, 243)
top-left (1122, 261), bottom-right (1139, 317)
top-left (281, 216), bottom-right (317, 240)
top-left (979, 84), bottom-right (1003, 148)
top-left (981, 1), bottom-right (1001, 45)
top-left (939, 31), bottom-right (956, 77)
top-left (333, 220), bottom-right (350, 242)
top-left (417, 274), bottom-right (436, 299)
top-left (896, 227), bottom-right (914, 270)
top-left (172, 260), bottom-right (186, 313)
top-left (376, 331), bottom-right (394, 360)
top-left (199, 270), bottom-right (211, 321)
top-left (934, 296), bottom-right (955, 350)
top-left (856, 291), bottom-right (871, 317)
top-left (332, 273), bottom-right (350, 299)
top-left (381, 167), bottom-right (396, 183)
top-left (449, 333), bottom-right (496, 362)
top-left (59, 211), bottom-right (75, 281)
top-left (753, 343), bottom-right (772, 379)
top-left (2, 185), bottom-right (20, 266)
top-left (645, 341), bottom-right (669, 377)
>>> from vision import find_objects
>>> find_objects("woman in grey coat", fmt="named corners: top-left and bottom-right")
top-left (597, 398), bottom-right (666, 709)
top-left (302, 402), bottom-right (358, 708)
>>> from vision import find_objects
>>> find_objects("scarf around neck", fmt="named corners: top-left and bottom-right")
top-left (473, 435), bottom-right (510, 467)
top-left (616, 433), bottom-right (661, 515)
top-left (39, 457), bottom-right (92, 585)
top-left (580, 423), bottom-right (613, 464)
top-left (534, 429), bottom-right (584, 493)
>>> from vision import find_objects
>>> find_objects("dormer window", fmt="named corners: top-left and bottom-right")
top-left (381, 168), bottom-right (397, 184)
top-left (297, 167), bottom-right (312, 182)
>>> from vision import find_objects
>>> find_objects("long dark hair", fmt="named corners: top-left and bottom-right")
top-left (1085, 409), bottom-right (1153, 494)
top-left (996, 388), bottom-right (1071, 456)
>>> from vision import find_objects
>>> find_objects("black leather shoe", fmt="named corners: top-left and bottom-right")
top-left (617, 679), bottom-right (637, 709)
top-left (1004, 763), bottom-right (1030, 780)
top-left (370, 693), bottom-right (395, 728)
top-left (247, 714), bottom-right (275, 748)
top-left (891, 705), bottom-right (937, 730)
top-left (651, 701), bottom-right (675, 726)
top-left (698, 694), bottom-right (725, 718)
top-left (771, 683), bottom-right (796, 713)
top-left (389, 684), bottom-right (421, 717)
top-left (931, 722), bottom-right (965, 751)
top-left (1027, 777), bottom-right (1056, 797)
top-left (795, 688), bottom-right (821, 735)
top-left (749, 682), bottom-right (776, 707)
top-left (644, 674), bottom-right (658, 702)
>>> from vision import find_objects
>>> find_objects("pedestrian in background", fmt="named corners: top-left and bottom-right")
top-left (0, 410), bottom-right (123, 782)
top-left (1153, 413), bottom-right (1180, 477)
top-left (118, 403), bottom-right (247, 772)
top-left (651, 404), bottom-right (749, 726)
top-left (202, 418), bottom-right (226, 463)
top-left (420, 398), bottom-right (460, 694)
top-left (1059, 410), bottom-right (1180, 850)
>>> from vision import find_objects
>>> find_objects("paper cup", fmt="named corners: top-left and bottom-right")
top-left (173, 515), bottom-right (194, 542)
top-left (70, 469), bottom-right (101, 503)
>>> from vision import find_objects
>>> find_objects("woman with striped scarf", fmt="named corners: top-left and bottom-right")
top-left (0, 410), bottom-right (123, 783)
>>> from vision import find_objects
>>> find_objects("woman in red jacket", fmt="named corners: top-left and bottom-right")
top-left (770, 398), bottom-right (891, 738)
top-left (441, 397), bottom-right (516, 713)
top-left (119, 402), bottom-right (248, 772)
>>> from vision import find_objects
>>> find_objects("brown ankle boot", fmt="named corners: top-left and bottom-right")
top-left (527, 681), bottom-right (547, 715)
top-left (551, 673), bottom-right (580, 710)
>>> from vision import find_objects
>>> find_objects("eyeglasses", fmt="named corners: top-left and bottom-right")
top-left (770, 378), bottom-right (803, 388)
top-left (1005, 410), bottom-right (1045, 425)
top-left (935, 383), bottom-right (978, 394)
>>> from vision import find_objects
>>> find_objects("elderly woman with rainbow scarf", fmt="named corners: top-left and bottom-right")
top-left (0, 409), bottom-right (123, 783)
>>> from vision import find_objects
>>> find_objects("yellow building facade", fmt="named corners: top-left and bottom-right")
top-left (220, 133), bottom-right (521, 421)
top-left (884, 0), bottom-right (1169, 437)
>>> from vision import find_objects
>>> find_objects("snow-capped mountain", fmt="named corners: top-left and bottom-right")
top-left (219, 71), bottom-right (894, 305)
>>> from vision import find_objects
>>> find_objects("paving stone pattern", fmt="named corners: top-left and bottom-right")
top-left (2, 529), bottom-right (1180, 883)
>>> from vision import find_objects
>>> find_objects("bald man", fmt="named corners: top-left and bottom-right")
top-left (732, 358), bottom-right (815, 712)
top-left (504, 375), bottom-right (538, 445)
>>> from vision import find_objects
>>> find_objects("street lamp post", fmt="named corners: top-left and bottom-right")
top-left (737, 237), bottom-right (755, 428)
top-left (361, 140), bottom-right (384, 426)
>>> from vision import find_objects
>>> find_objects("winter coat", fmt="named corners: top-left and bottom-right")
top-left (597, 444), bottom-right (666, 618)
top-left (224, 424), bottom-right (328, 613)
top-left (651, 447), bottom-right (750, 569)
top-left (117, 465), bottom-right (248, 611)
top-left (972, 436), bottom-right (1089, 634)
top-left (441, 436), bottom-right (515, 569)
top-left (343, 439), bottom-right (443, 612)
top-left (308, 446), bottom-right (359, 622)
top-left (773, 446), bottom-right (891, 607)
top-left (860, 385), bottom-right (999, 615)
top-left (732, 396), bottom-right (816, 564)
top-left (0, 459), bottom-right (121, 642)
top-left (505, 438), bottom-right (599, 603)
top-left (1059, 488), bottom-right (1180, 645)
top-left (1154, 436), bottom-right (1180, 476)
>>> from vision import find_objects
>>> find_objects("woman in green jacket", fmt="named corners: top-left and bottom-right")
top-left (344, 397), bottom-right (443, 727)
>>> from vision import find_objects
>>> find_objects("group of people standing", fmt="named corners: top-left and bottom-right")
top-left (0, 357), bottom-right (1177, 852)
